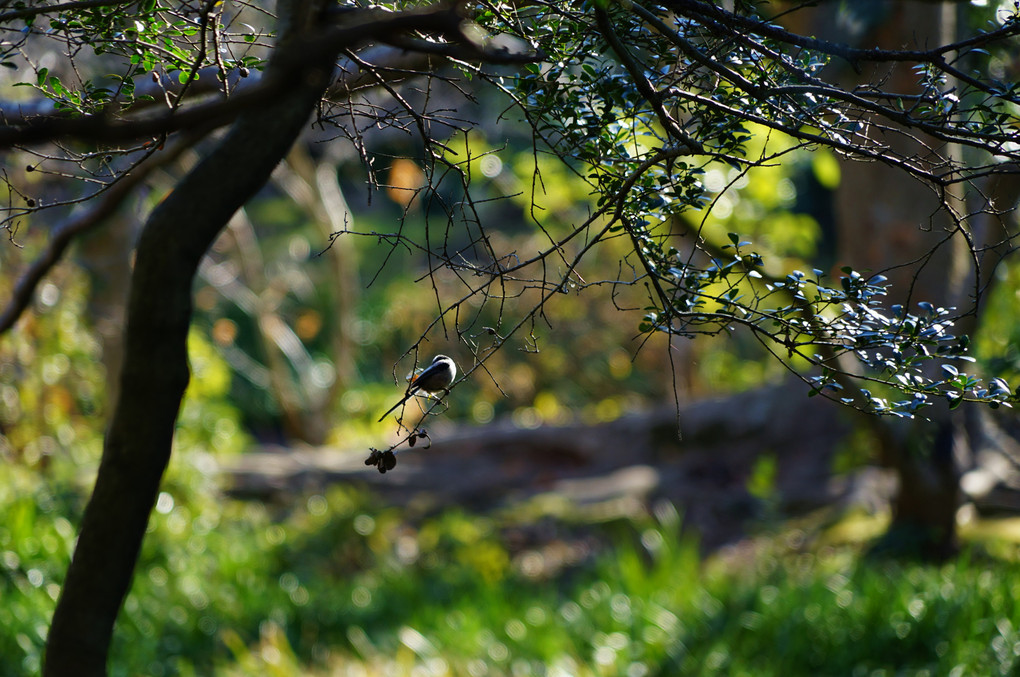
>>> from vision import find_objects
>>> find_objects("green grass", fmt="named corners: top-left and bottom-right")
top-left (129, 495), bottom-right (1020, 677)
top-left (9, 443), bottom-right (1020, 677)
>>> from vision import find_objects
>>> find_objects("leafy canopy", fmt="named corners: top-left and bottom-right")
top-left (2, 0), bottom-right (1020, 419)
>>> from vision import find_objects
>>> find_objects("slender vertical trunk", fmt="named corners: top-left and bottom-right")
top-left (812, 2), bottom-right (968, 557)
top-left (873, 420), bottom-right (960, 560)
top-left (43, 1), bottom-right (332, 672)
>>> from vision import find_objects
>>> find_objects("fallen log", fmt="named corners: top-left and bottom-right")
top-left (221, 381), bottom-right (892, 547)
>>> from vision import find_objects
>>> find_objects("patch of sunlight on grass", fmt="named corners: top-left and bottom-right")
top-left (819, 509), bottom-right (890, 547)
top-left (960, 516), bottom-right (1020, 560)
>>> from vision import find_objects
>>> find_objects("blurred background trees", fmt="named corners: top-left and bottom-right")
top-left (3, 0), bottom-right (1020, 674)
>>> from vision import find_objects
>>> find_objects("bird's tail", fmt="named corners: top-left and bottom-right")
top-left (377, 391), bottom-right (412, 422)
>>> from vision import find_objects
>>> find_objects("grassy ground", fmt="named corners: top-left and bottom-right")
top-left (8, 463), bottom-right (1020, 677)
top-left (117, 491), bottom-right (1020, 676)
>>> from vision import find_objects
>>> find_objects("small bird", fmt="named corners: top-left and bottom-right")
top-left (378, 354), bottom-right (457, 422)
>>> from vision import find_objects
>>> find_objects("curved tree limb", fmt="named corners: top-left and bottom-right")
top-left (0, 132), bottom-right (203, 334)
top-left (0, 45), bottom-right (435, 335)
top-left (0, 4), bottom-right (541, 148)
top-left (664, 0), bottom-right (1020, 74)
top-left (41, 0), bottom-right (337, 671)
top-left (0, 0), bottom-right (136, 23)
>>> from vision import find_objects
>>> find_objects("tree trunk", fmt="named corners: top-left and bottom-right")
top-left (871, 420), bottom-right (961, 560)
top-left (800, 1), bottom-right (981, 558)
top-left (43, 1), bottom-right (333, 673)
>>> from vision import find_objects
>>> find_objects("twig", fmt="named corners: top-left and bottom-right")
top-left (0, 0), bottom-right (136, 23)
top-left (0, 132), bottom-right (204, 334)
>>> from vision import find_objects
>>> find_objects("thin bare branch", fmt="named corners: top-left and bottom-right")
top-left (0, 132), bottom-right (204, 334)
top-left (0, 0), bottom-right (135, 23)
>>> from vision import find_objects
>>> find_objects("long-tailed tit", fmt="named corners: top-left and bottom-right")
top-left (378, 354), bottom-right (456, 422)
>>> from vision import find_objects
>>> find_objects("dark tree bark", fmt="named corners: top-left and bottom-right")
top-left (871, 420), bottom-right (962, 560)
top-left (798, 0), bottom-right (995, 559)
top-left (833, 4), bottom-right (1020, 559)
top-left (42, 0), bottom-right (334, 672)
